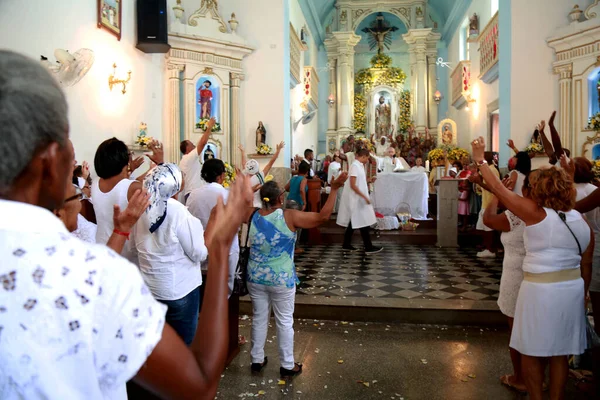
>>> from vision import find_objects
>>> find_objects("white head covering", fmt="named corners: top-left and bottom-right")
top-left (144, 163), bottom-right (182, 233)
top-left (245, 159), bottom-right (260, 176)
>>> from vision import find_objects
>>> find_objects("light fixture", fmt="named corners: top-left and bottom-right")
top-left (433, 90), bottom-right (443, 105)
top-left (108, 63), bottom-right (132, 94)
top-left (327, 93), bottom-right (335, 107)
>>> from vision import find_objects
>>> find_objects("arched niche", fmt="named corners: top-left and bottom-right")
top-left (366, 85), bottom-right (401, 137)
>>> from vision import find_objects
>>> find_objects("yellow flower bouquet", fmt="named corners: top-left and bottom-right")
top-left (448, 148), bottom-right (470, 163)
top-left (524, 142), bottom-right (544, 154)
top-left (256, 144), bottom-right (273, 155)
top-left (588, 112), bottom-right (600, 131)
top-left (593, 160), bottom-right (600, 179)
top-left (355, 137), bottom-right (375, 153)
top-left (223, 162), bottom-right (236, 188)
top-left (196, 118), bottom-right (221, 132)
top-left (428, 148), bottom-right (445, 163)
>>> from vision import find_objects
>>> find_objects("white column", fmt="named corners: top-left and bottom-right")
top-left (403, 29), bottom-right (441, 133)
top-left (427, 51), bottom-right (438, 128)
top-left (167, 63), bottom-right (185, 163)
top-left (230, 72), bottom-right (244, 166)
top-left (331, 32), bottom-right (361, 135)
top-left (327, 56), bottom-right (338, 134)
top-left (554, 65), bottom-right (573, 152)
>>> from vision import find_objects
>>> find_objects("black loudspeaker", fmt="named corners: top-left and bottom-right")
top-left (136, 0), bottom-right (171, 53)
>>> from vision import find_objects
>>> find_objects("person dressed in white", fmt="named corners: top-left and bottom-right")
top-left (483, 196), bottom-right (528, 393)
top-left (472, 136), bottom-right (593, 400)
top-left (178, 117), bottom-right (216, 204)
top-left (92, 137), bottom-right (162, 264)
top-left (239, 142), bottom-right (285, 208)
top-left (337, 148), bottom-right (382, 254)
top-left (243, 174), bottom-right (347, 378)
top-left (133, 163), bottom-right (208, 346)
top-left (0, 50), bottom-right (258, 399)
top-left (187, 158), bottom-right (239, 297)
top-left (410, 157), bottom-right (427, 173)
top-left (505, 152), bottom-right (530, 196)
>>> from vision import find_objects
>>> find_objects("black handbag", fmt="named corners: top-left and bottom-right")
top-left (232, 208), bottom-right (259, 296)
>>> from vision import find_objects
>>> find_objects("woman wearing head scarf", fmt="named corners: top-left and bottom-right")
top-left (133, 163), bottom-right (208, 345)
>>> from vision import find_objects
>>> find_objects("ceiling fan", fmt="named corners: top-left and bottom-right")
top-left (41, 49), bottom-right (95, 87)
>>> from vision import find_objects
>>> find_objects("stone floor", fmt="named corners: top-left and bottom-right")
top-left (295, 244), bottom-right (502, 301)
top-left (217, 319), bottom-right (590, 400)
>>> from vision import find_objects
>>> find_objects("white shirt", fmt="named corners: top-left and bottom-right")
top-left (0, 199), bottom-right (166, 400)
top-left (336, 160), bottom-right (377, 229)
top-left (303, 158), bottom-right (315, 178)
top-left (72, 214), bottom-right (97, 243)
top-left (133, 199), bottom-right (208, 300)
top-left (250, 172), bottom-right (266, 208)
top-left (411, 166), bottom-right (426, 173)
top-left (328, 161), bottom-right (341, 185)
top-left (179, 150), bottom-right (205, 198)
top-left (576, 183), bottom-right (600, 236)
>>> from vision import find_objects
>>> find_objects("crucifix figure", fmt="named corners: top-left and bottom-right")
top-left (362, 13), bottom-right (399, 54)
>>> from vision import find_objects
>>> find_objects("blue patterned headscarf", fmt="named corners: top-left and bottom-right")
top-left (144, 163), bottom-right (182, 233)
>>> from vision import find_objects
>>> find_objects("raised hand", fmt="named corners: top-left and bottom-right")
top-left (205, 117), bottom-right (217, 133)
top-left (501, 177), bottom-right (515, 191)
top-left (468, 173), bottom-right (482, 185)
top-left (113, 189), bottom-right (151, 233)
top-left (82, 161), bottom-right (90, 179)
top-left (147, 140), bottom-right (164, 165)
top-left (129, 156), bottom-right (144, 173)
top-left (331, 172), bottom-right (348, 190)
top-left (507, 139), bottom-right (515, 149)
top-left (560, 153), bottom-right (575, 178)
top-left (548, 110), bottom-right (562, 160)
top-left (471, 136), bottom-right (486, 163)
top-left (210, 171), bottom-right (253, 246)
top-left (537, 120), bottom-right (546, 133)
top-left (276, 141), bottom-right (285, 152)
top-left (238, 144), bottom-right (245, 153)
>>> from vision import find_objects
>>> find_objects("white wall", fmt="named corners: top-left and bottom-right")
top-left (446, 0), bottom-right (498, 150)
top-left (0, 0), bottom-right (165, 176)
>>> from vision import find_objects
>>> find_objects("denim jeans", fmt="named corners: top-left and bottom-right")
top-left (159, 286), bottom-right (200, 346)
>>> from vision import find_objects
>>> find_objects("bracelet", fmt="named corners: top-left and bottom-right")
top-left (113, 229), bottom-right (130, 239)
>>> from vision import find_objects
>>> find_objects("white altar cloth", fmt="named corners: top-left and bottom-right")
top-left (371, 172), bottom-right (429, 220)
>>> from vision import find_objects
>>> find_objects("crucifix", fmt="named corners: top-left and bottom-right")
top-left (362, 13), bottom-right (399, 54)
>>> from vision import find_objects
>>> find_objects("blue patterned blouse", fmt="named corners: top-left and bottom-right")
top-left (247, 209), bottom-right (298, 288)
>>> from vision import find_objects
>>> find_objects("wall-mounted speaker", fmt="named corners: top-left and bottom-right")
top-left (136, 0), bottom-right (171, 53)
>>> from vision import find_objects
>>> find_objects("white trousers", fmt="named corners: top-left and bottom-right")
top-left (247, 282), bottom-right (296, 369)
top-left (228, 251), bottom-right (239, 299)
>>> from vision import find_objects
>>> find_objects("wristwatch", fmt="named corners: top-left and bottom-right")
top-left (477, 159), bottom-right (488, 167)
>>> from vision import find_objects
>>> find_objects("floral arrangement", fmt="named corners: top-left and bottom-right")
top-left (355, 137), bottom-right (375, 153)
top-left (428, 147), bottom-right (471, 163)
top-left (589, 112), bottom-right (600, 131)
top-left (428, 148), bottom-right (445, 163)
top-left (371, 53), bottom-right (392, 69)
top-left (353, 94), bottom-right (367, 132)
top-left (256, 143), bottom-right (273, 155)
top-left (524, 142), bottom-right (544, 154)
top-left (593, 159), bottom-right (600, 179)
top-left (196, 117), bottom-right (221, 132)
top-left (223, 162), bottom-right (236, 188)
top-left (135, 122), bottom-right (153, 148)
top-left (448, 148), bottom-right (470, 163)
top-left (376, 68), bottom-right (407, 85)
top-left (398, 90), bottom-right (412, 133)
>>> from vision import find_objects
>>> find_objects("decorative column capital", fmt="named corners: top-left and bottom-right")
top-left (167, 63), bottom-right (185, 79)
top-left (553, 64), bottom-right (573, 80)
top-left (230, 72), bottom-right (245, 87)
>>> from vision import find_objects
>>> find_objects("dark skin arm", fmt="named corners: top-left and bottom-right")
top-left (575, 189), bottom-right (600, 213)
top-left (127, 141), bottom-right (165, 200)
top-left (548, 111), bottom-right (563, 161)
top-left (133, 172), bottom-right (253, 400)
top-left (537, 120), bottom-right (557, 164)
top-left (581, 224), bottom-right (594, 294)
top-left (196, 117), bottom-right (217, 156)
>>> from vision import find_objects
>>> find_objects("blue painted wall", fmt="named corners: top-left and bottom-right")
top-left (436, 45), bottom-right (449, 124)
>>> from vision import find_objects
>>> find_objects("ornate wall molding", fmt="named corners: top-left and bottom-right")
top-left (188, 0), bottom-right (227, 33)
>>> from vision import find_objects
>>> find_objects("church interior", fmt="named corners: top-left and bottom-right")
top-left (3, 0), bottom-right (600, 398)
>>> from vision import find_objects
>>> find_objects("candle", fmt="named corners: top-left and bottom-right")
top-left (425, 160), bottom-right (430, 171)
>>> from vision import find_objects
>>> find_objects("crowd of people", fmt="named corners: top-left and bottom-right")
top-left (2, 49), bottom-right (600, 399)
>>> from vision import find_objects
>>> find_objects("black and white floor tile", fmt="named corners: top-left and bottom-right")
top-left (295, 245), bottom-right (503, 301)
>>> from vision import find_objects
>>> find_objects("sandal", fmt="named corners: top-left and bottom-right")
top-left (280, 363), bottom-right (303, 379)
top-left (500, 375), bottom-right (527, 394)
top-left (250, 357), bottom-right (268, 373)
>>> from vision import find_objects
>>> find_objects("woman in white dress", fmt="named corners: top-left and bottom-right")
top-left (483, 196), bottom-right (527, 393)
top-left (337, 148), bottom-right (382, 254)
top-left (472, 137), bottom-right (593, 400)
top-left (505, 152), bottom-right (531, 196)
top-left (328, 154), bottom-right (343, 213)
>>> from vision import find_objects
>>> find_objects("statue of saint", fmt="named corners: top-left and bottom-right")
top-left (198, 80), bottom-right (213, 119)
top-left (256, 121), bottom-right (266, 147)
top-left (375, 96), bottom-right (391, 139)
top-left (367, 28), bottom-right (392, 54)
top-left (469, 13), bottom-right (479, 35)
top-left (442, 125), bottom-right (453, 145)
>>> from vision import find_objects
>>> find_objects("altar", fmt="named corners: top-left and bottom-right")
top-left (371, 172), bottom-right (429, 220)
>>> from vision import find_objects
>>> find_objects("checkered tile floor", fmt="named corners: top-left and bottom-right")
top-left (295, 245), bottom-right (502, 301)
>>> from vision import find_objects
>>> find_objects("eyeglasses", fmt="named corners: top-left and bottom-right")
top-left (64, 192), bottom-right (83, 203)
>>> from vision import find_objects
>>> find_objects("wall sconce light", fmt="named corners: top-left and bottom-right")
top-left (464, 92), bottom-right (476, 111)
top-left (327, 93), bottom-right (335, 107)
top-left (108, 63), bottom-right (132, 94)
top-left (433, 90), bottom-right (443, 105)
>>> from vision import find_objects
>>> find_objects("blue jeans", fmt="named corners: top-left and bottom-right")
top-left (159, 286), bottom-right (200, 346)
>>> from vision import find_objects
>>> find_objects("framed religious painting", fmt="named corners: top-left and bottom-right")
top-left (97, 0), bottom-right (122, 41)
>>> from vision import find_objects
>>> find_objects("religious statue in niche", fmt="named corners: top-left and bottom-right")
top-left (375, 96), bottom-right (391, 139)
top-left (256, 121), bottom-right (267, 147)
top-left (469, 13), bottom-right (479, 36)
top-left (198, 80), bottom-right (213, 119)
top-left (362, 13), bottom-right (399, 54)
top-left (442, 124), bottom-right (453, 145)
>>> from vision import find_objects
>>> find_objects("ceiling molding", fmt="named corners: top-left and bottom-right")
top-left (298, 0), bottom-right (326, 46)
top-left (441, 0), bottom-right (472, 43)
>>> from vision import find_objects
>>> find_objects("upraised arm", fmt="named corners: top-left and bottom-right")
top-left (548, 111), bottom-right (563, 160)
top-left (538, 120), bottom-right (556, 164)
top-left (482, 196), bottom-right (510, 232)
top-left (197, 117), bottom-right (216, 156)
top-left (287, 173), bottom-right (348, 229)
top-left (238, 144), bottom-right (247, 167)
top-left (263, 141), bottom-right (285, 176)
top-left (471, 136), bottom-right (544, 225)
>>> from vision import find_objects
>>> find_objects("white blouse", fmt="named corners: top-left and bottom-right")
top-left (133, 199), bottom-right (208, 300)
top-left (0, 200), bottom-right (166, 400)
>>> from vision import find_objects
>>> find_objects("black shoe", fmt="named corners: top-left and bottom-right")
top-left (251, 357), bottom-right (268, 373)
top-left (342, 245), bottom-right (357, 252)
top-left (365, 246), bottom-right (383, 254)
top-left (280, 363), bottom-right (303, 378)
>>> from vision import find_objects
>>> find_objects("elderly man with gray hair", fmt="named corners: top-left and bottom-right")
top-left (0, 50), bottom-right (252, 399)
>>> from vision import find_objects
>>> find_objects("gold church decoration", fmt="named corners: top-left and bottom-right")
top-left (108, 63), bottom-right (131, 94)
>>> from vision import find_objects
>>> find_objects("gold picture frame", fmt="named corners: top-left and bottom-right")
top-left (581, 131), bottom-right (600, 160)
top-left (97, 0), bottom-right (122, 41)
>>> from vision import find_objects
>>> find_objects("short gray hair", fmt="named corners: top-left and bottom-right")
top-left (0, 50), bottom-right (68, 193)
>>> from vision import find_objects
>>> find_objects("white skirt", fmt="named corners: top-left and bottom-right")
top-left (510, 278), bottom-right (586, 357)
top-left (497, 254), bottom-right (524, 318)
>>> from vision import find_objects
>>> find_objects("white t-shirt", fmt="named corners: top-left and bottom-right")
top-left (328, 161), bottom-right (341, 185)
top-left (187, 182), bottom-right (240, 255)
top-left (411, 166), bottom-right (426, 173)
top-left (72, 214), bottom-right (97, 243)
top-left (133, 199), bottom-right (208, 300)
top-left (179, 151), bottom-right (205, 198)
top-left (0, 200), bottom-right (166, 400)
